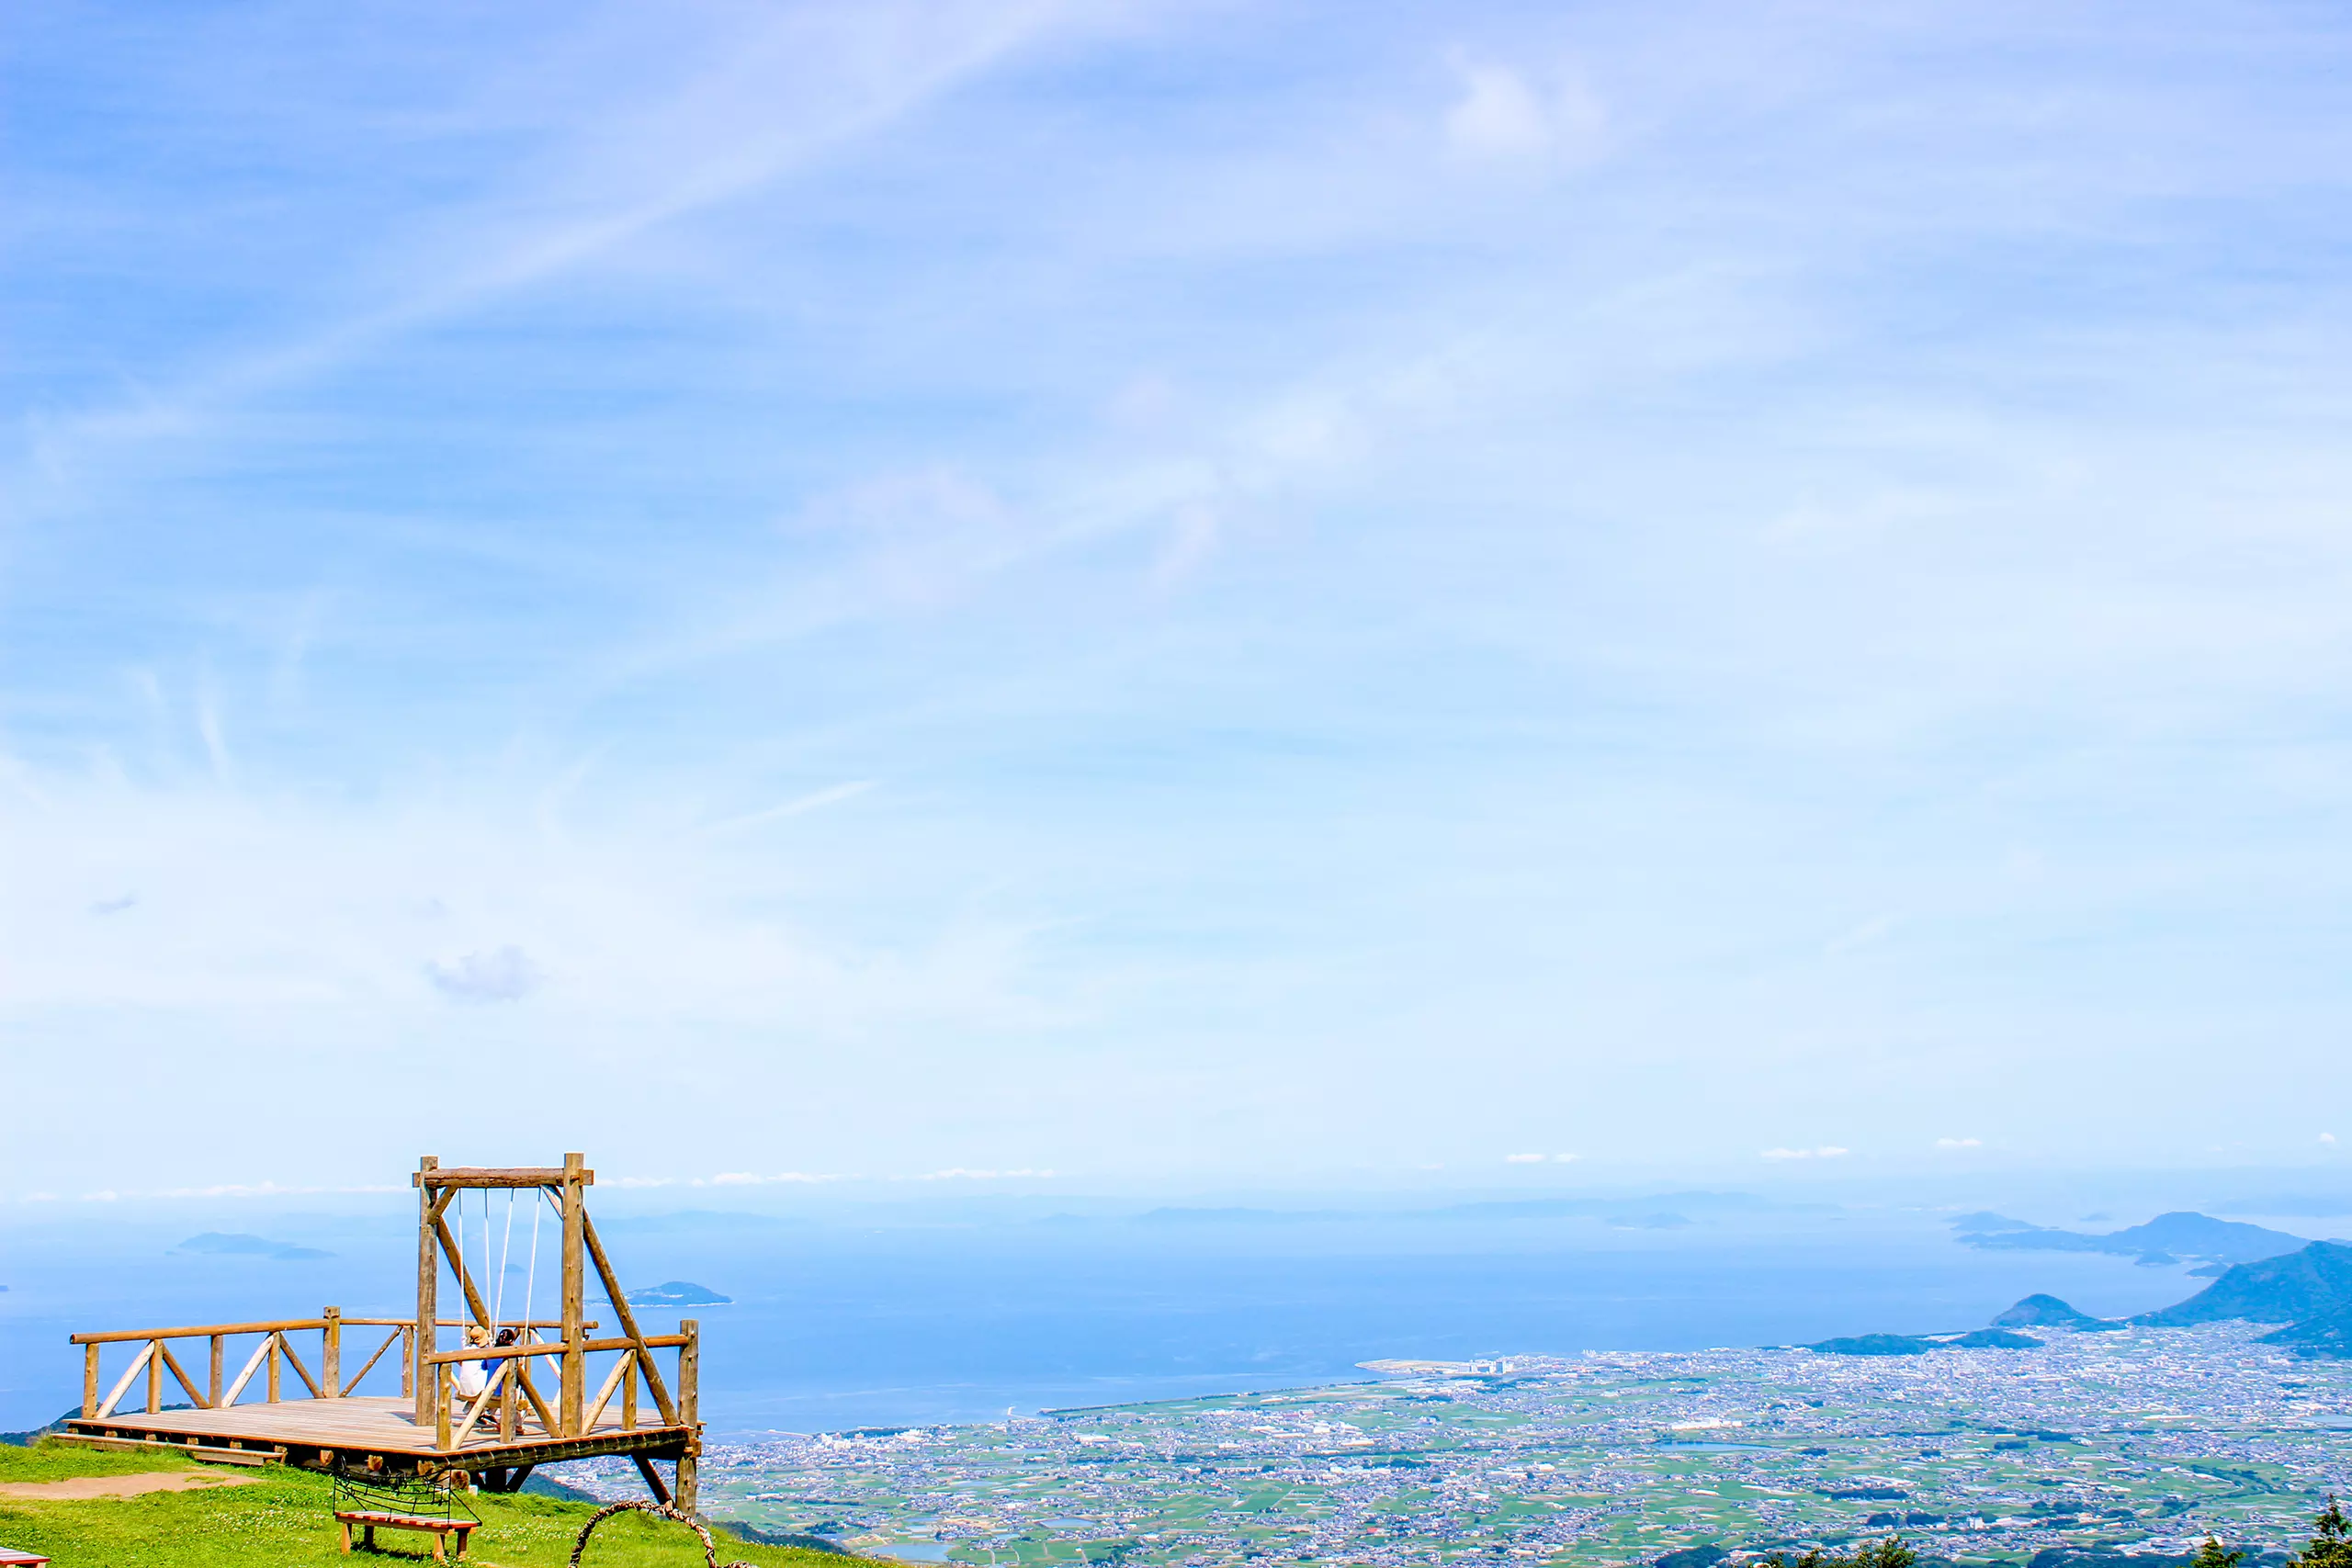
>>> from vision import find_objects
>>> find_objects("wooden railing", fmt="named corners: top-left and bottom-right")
top-left (416, 1325), bottom-right (696, 1452)
top-left (70, 1311), bottom-right (575, 1425)
top-left (71, 1306), bottom-right (693, 1461)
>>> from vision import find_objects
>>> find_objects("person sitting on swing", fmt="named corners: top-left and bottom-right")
top-left (483, 1326), bottom-right (518, 1387)
top-left (454, 1325), bottom-right (492, 1400)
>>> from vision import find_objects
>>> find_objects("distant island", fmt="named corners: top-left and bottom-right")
top-left (1952, 1210), bottom-right (2313, 1270)
top-left (623, 1280), bottom-right (732, 1306)
top-left (173, 1232), bottom-right (335, 1262)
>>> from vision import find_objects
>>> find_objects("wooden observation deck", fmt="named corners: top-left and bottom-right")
top-left (62, 1155), bottom-right (706, 1507)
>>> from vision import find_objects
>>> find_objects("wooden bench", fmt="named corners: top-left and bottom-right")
top-left (335, 1509), bottom-right (476, 1561)
top-left (0, 1548), bottom-right (55, 1566)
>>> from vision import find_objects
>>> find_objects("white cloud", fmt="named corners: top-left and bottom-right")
top-left (1761, 1145), bottom-right (1850, 1161)
top-left (1935, 1136), bottom-right (1983, 1150)
top-left (426, 945), bottom-right (541, 1003)
top-left (1446, 62), bottom-right (1549, 158)
top-left (707, 1171), bottom-right (844, 1185)
top-left (1442, 55), bottom-right (1606, 163)
top-left (1504, 1152), bottom-right (1546, 1163)
top-left (903, 1168), bottom-right (1056, 1180)
top-left (2324, 1133), bottom-right (2339, 1146)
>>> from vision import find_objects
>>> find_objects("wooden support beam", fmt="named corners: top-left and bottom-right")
top-left (72, 1318), bottom-right (330, 1346)
top-left (322, 1306), bottom-right (342, 1398)
top-left (630, 1451), bottom-right (673, 1506)
top-left (83, 1344), bottom-right (99, 1420)
top-left (209, 1336), bottom-right (224, 1407)
top-left (675, 1318), bottom-right (699, 1514)
top-left (221, 1335), bottom-right (275, 1408)
top-left (277, 1336), bottom-right (322, 1400)
top-left (560, 1153), bottom-right (586, 1438)
top-left (416, 1156), bottom-right (441, 1430)
top-left (447, 1360), bottom-right (509, 1450)
top-left (415, 1167), bottom-right (594, 1189)
top-left (582, 1351), bottom-right (633, 1434)
top-left (96, 1340), bottom-right (156, 1421)
top-left (345, 1328), bottom-right (402, 1394)
top-left (158, 1341), bottom-right (209, 1409)
top-left (581, 1212), bottom-right (679, 1427)
top-left (147, 1339), bottom-right (163, 1414)
top-left (421, 1333), bottom-right (684, 1367)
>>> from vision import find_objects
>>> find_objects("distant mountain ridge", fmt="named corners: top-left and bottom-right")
top-left (1954, 1211), bottom-right (2311, 1268)
top-left (2259, 1306), bottom-right (2352, 1357)
top-left (1993, 1293), bottom-right (2117, 1330)
top-left (2132, 1239), bottom-right (2352, 1328)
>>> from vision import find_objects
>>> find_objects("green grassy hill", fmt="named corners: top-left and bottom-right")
top-left (0, 1439), bottom-right (848, 1568)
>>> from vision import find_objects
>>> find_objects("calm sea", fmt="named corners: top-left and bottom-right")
top-left (0, 1203), bottom-right (2211, 1437)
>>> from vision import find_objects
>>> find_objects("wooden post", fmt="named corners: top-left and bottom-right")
top-left (416, 1156), bottom-right (439, 1429)
top-left (622, 1356), bottom-right (637, 1431)
top-left (560, 1154), bottom-right (585, 1438)
top-left (83, 1344), bottom-right (99, 1419)
top-left (435, 1363), bottom-right (452, 1451)
top-left (401, 1325), bottom-right (414, 1398)
top-left (266, 1335), bottom-right (281, 1404)
top-left (676, 1318), bottom-right (699, 1513)
top-left (323, 1306), bottom-right (342, 1398)
top-left (146, 1339), bottom-right (162, 1414)
top-left (209, 1335), bottom-right (224, 1407)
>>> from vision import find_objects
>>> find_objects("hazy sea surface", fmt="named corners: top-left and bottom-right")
top-left (0, 1205), bottom-right (2215, 1435)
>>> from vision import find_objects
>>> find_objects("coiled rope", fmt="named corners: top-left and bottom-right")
top-left (568, 1500), bottom-right (753, 1568)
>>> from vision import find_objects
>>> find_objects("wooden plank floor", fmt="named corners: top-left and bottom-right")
top-left (67, 1396), bottom-right (679, 1457)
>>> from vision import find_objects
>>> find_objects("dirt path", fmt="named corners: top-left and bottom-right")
top-left (0, 1470), bottom-right (264, 1500)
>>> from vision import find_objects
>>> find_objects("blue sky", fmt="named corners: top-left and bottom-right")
top-left (6, 0), bottom-right (2352, 1199)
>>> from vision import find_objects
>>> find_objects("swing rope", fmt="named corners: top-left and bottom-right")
top-left (522, 1184), bottom-right (543, 1343)
top-left (493, 1188), bottom-right (516, 1332)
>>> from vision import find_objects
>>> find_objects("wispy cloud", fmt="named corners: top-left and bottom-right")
top-left (427, 946), bottom-right (542, 1004)
top-left (8, 0), bottom-right (2352, 1191)
top-left (707, 1171), bottom-right (846, 1185)
top-left (705, 781), bottom-right (876, 835)
top-left (1761, 1146), bottom-right (1850, 1162)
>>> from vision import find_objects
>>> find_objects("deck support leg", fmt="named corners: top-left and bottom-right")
top-left (505, 1464), bottom-right (533, 1494)
top-left (630, 1451), bottom-right (673, 1506)
top-left (675, 1318), bottom-right (699, 1514)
